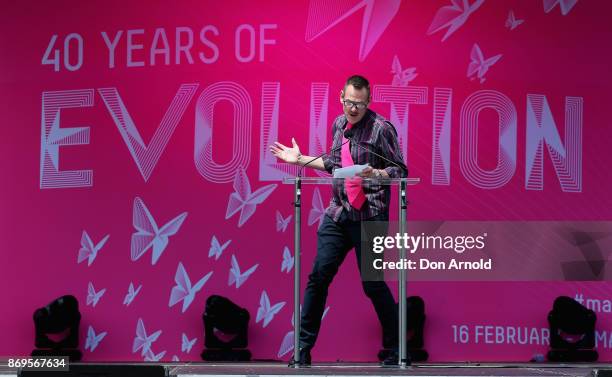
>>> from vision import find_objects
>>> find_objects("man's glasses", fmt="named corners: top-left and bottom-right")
top-left (342, 99), bottom-right (368, 110)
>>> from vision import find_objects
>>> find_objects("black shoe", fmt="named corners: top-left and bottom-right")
top-left (381, 350), bottom-right (411, 367)
top-left (288, 348), bottom-right (311, 368)
top-left (381, 350), bottom-right (398, 367)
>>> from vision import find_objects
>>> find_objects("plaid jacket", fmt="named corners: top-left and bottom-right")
top-left (321, 109), bottom-right (408, 222)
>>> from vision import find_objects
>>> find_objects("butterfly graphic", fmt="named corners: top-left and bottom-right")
top-left (281, 246), bottom-right (294, 273)
top-left (172, 355), bottom-right (180, 362)
top-left (208, 235), bottom-right (231, 261)
top-left (144, 348), bottom-right (166, 362)
top-left (307, 187), bottom-right (325, 227)
top-left (131, 197), bottom-right (188, 265)
top-left (85, 325), bottom-right (107, 352)
top-left (391, 55), bottom-right (417, 87)
top-left (169, 262), bottom-right (213, 313)
top-left (278, 306), bottom-right (330, 358)
top-left (427, 0), bottom-right (485, 42)
top-left (86, 282), bottom-right (106, 307)
top-left (77, 231), bottom-right (109, 266)
top-left (123, 282), bottom-right (142, 306)
top-left (181, 333), bottom-right (197, 353)
top-left (228, 254), bottom-right (258, 288)
top-left (225, 168), bottom-right (277, 227)
top-left (277, 308), bottom-right (301, 358)
top-left (277, 330), bottom-right (294, 358)
top-left (505, 10), bottom-right (524, 30)
top-left (256, 290), bottom-right (285, 328)
top-left (323, 306), bottom-right (331, 319)
top-left (543, 0), bottom-right (578, 15)
top-left (132, 318), bottom-right (162, 356)
top-left (276, 210), bottom-right (292, 232)
top-left (467, 43), bottom-right (502, 83)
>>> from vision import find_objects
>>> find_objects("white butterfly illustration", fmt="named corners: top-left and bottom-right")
top-left (181, 333), bottom-right (197, 353)
top-left (172, 355), bottom-right (180, 362)
top-left (228, 254), bottom-right (258, 288)
top-left (86, 282), bottom-right (106, 307)
top-left (208, 235), bottom-right (231, 261)
top-left (169, 262), bottom-right (213, 313)
top-left (131, 196), bottom-right (188, 265)
top-left (277, 308), bottom-right (300, 358)
top-left (427, 0), bottom-right (485, 42)
top-left (291, 306), bottom-right (330, 323)
top-left (77, 231), bottom-right (109, 266)
top-left (278, 306), bottom-right (330, 358)
top-left (391, 55), bottom-right (417, 87)
top-left (323, 306), bottom-right (331, 320)
top-left (281, 246), bottom-right (294, 273)
top-left (276, 210), bottom-right (292, 232)
top-left (467, 43), bottom-right (502, 83)
top-left (505, 10), bottom-right (524, 30)
top-left (225, 168), bottom-right (277, 227)
top-left (85, 325), bottom-right (107, 352)
top-left (307, 187), bottom-right (325, 227)
top-left (144, 348), bottom-right (166, 362)
top-left (123, 282), bottom-right (142, 306)
top-left (132, 318), bottom-right (162, 356)
top-left (277, 330), bottom-right (294, 358)
top-left (256, 290), bottom-right (286, 328)
top-left (543, 0), bottom-right (578, 15)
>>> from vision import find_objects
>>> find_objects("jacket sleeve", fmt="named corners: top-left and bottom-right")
top-left (380, 123), bottom-right (408, 178)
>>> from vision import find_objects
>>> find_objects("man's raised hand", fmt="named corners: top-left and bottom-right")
top-left (269, 137), bottom-right (301, 164)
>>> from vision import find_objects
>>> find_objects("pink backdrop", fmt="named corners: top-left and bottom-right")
top-left (1, 0), bottom-right (611, 362)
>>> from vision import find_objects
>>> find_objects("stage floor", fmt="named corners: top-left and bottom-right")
top-left (1, 362), bottom-right (610, 377)
top-left (169, 363), bottom-right (607, 377)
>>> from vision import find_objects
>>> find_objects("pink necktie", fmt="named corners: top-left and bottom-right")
top-left (341, 123), bottom-right (366, 210)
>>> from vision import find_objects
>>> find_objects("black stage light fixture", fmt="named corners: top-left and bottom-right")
top-left (31, 295), bottom-right (82, 361)
top-left (201, 295), bottom-right (251, 361)
top-left (378, 296), bottom-right (428, 362)
top-left (547, 296), bottom-right (598, 362)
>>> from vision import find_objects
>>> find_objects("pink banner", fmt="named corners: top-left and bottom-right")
top-left (1, 0), bottom-right (611, 362)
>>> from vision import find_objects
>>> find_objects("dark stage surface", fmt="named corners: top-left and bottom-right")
top-left (2, 362), bottom-right (612, 377)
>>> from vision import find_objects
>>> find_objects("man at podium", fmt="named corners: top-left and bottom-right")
top-left (269, 75), bottom-right (408, 366)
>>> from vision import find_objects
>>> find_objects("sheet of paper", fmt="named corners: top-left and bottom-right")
top-left (333, 164), bottom-right (369, 178)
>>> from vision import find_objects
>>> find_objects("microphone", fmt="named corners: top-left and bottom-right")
top-left (344, 128), bottom-right (355, 139)
top-left (297, 138), bottom-right (349, 177)
top-left (343, 130), bottom-right (408, 176)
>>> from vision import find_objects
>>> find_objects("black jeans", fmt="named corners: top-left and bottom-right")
top-left (299, 211), bottom-right (398, 351)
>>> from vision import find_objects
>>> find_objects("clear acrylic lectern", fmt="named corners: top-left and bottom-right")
top-left (282, 176), bottom-right (420, 368)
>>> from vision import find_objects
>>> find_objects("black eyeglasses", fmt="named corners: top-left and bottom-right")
top-left (342, 99), bottom-right (368, 110)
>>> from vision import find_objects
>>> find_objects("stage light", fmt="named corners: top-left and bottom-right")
top-left (31, 295), bottom-right (82, 361)
top-left (201, 295), bottom-right (251, 361)
top-left (378, 296), bottom-right (428, 362)
top-left (547, 296), bottom-right (598, 362)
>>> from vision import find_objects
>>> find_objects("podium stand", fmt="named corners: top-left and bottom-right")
top-left (282, 177), bottom-right (420, 368)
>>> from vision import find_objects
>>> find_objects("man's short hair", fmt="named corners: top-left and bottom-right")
top-left (343, 75), bottom-right (370, 98)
